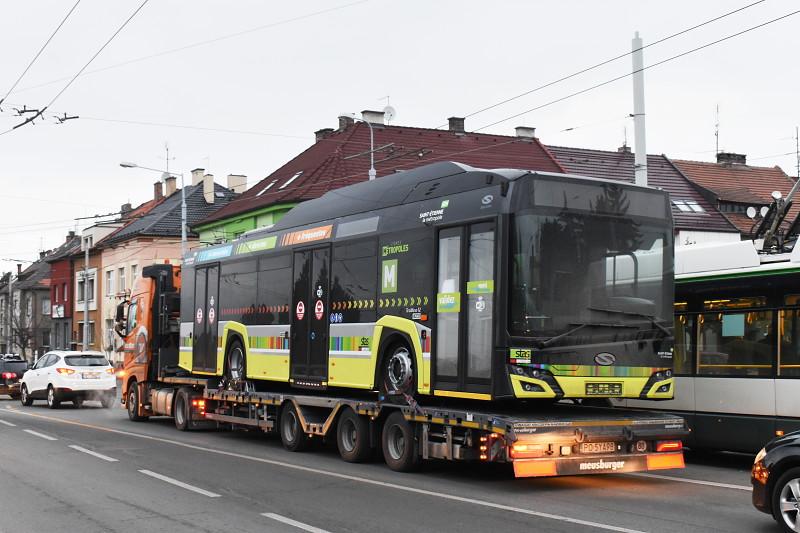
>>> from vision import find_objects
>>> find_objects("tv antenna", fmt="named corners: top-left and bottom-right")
top-left (715, 104), bottom-right (720, 154)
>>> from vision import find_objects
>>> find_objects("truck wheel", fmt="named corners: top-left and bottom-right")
top-left (772, 467), bottom-right (800, 533)
top-left (20, 385), bottom-right (32, 406)
top-left (174, 388), bottom-right (191, 431)
top-left (380, 343), bottom-right (416, 398)
top-left (46, 385), bottom-right (61, 409)
top-left (280, 402), bottom-right (310, 452)
top-left (127, 381), bottom-right (149, 422)
top-left (381, 410), bottom-right (420, 472)
top-left (336, 407), bottom-right (371, 463)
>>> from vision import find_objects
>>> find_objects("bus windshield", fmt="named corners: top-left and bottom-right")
top-left (510, 180), bottom-right (672, 344)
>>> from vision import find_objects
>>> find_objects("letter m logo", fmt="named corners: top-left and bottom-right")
top-left (381, 259), bottom-right (397, 293)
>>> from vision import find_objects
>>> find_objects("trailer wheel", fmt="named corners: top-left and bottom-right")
top-left (174, 388), bottom-right (191, 431)
top-left (127, 380), bottom-right (148, 422)
top-left (381, 411), bottom-right (420, 472)
top-left (336, 408), bottom-right (371, 463)
top-left (280, 402), bottom-right (310, 452)
top-left (380, 342), bottom-right (415, 398)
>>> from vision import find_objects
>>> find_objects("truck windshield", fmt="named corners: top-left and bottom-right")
top-left (509, 184), bottom-right (672, 344)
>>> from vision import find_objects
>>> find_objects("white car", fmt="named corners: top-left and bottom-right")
top-left (20, 351), bottom-right (116, 409)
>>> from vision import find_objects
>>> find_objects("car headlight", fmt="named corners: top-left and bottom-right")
top-left (754, 447), bottom-right (767, 464)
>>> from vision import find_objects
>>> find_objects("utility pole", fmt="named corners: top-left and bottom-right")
top-left (83, 235), bottom-right (90, 351)
top-left (632, 32), bottom-right (648, 186)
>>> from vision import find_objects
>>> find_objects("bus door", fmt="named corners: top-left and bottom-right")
top-left (192, 263), bottom-right (220, 373)
top-left (434, 222), bottom-right (495, 394)
top-left (291, 246), bottom-right (330, 385)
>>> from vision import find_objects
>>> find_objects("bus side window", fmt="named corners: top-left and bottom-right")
top-left (697, 310), bottom-right (773, 376)
top-left (780, 309), bottom-right (800, 376)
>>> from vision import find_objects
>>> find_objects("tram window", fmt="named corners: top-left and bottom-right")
top-left (780, 309), bottom-right (800, 376)
top-left (703, 296), bottom-right (767, 310)
top-left (674, 314), bottom-right (694, 375)
top-left (697, 311), bottom-right (774, 376)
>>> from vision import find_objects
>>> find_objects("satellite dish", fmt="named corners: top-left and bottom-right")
top-left (383, 105), bottom-right (396, 123)
top-left (761, 206), bottom-right (770, 217)
top-left (746, 206), bottom-right (757, 219)
top-left (772, 190), bottom-right (783, 200)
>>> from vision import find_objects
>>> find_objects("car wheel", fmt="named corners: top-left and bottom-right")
top-left (20, 384), bottom-right (32, 406)
top-left (772, 467), bottom-right (800, 533)
top-left (72, 397), bottom-right (84, 409)
top-left (101, 393), bottom-right (115, 409)
top-left (46, 385), bottom-right (61, 409)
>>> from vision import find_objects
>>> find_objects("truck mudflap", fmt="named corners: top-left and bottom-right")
top-left (513, 451), bottom-right (685, 478)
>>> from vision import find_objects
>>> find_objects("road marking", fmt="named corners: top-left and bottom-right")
top-left (68, 444), bottom-right (119, 462)
top-left (0, 419), bottom-right (16, 427)
top-left (3, 407), bottom-right (643, 533)
top-left (138, 469), bottom-right (221, 498)
top-left (23, 429), bottom-right (57, 441)
top-left (262, 513), bottom-right (331, 533)
top-left (629, 472), bottom-right (752, 491)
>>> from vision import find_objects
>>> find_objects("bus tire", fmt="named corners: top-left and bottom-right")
top-left (336, 407), bottom-right (371, 463)
top-left (174, 388), bottom-right (191, 431)
top-left (381, 410), bottom-right (420, 472)
top-left (127, 380), bottom-right (149, 422)
top-left (224, 339), bottom-right (247, 390)
top-left (379, 342), bottom-right (416, 398)
top-left (280, 402), bottom-right (310, 452)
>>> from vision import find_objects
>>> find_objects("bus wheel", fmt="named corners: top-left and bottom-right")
top-left (280, 402), bottom-right (310, 452)
top-left (127, 381), bottom-right (149, 422)
top-left (336, 407), bottom-right (371, 463)
top-left (225, 340), bottom-right (246, 390)
top-left (380, 343), bottom-right (415, 398)
top-left (174, 388), bottom-right (191, 431)
top-left (381, 411), bottom-right (420, 472)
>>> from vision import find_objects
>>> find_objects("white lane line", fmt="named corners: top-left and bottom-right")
top-left (138, 469), bottom-right (221, 498)
top-left (6, 409), bottom-right (642, 533)
top-left (68, 445), bottom-right (118, 462)
top-left (23, 429), bottom-right (57, 441)
top-left (262, 513), bottom-right (331, 533)
top-left (0, 419), bottom-right (16, 427)
top-left (629, 472), bottom-right (752, 491)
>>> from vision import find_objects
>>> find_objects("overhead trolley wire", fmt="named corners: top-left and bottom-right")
top-left (436, 0), bottom-right (767, 129)
top-left (473, 8), bottom-right (800, 133)
top-left (0, 0), bottom-right (82, 106)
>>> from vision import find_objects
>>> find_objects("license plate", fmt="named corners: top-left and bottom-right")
top-left (580, 441), bottom-right (617, 454)
top-left (585, 382), bottom-right (622, 396)
top-left (82, 372), bottom-right (100, 379)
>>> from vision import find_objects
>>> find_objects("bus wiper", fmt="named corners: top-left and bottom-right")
top-left (539, 321), bottom-right (637, 348)
top-left (586, 306), bottom-right (672, 337)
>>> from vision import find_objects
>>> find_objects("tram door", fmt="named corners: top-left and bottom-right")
top-left (291, 247), bottom-right (330, 386)
top-left (434, 222), bottom-right (495, 394)
top-left (192, 264), bottom-right (219, 373)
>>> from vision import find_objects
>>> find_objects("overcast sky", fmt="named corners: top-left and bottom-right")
top-left (1, 0), bottom-right (798, 266)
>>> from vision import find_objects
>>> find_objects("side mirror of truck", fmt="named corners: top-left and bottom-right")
top-left (115, 301), bottom-right (126, 322)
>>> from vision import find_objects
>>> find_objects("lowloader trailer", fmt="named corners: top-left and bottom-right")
top-left (122, 374), bottom-right (688, 478)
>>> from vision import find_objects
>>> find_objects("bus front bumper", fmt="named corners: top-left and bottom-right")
top-left (509, 371), bottom-right (674, 400)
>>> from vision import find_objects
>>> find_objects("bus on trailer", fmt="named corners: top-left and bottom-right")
top-left (171, 160), bottom-right (674, 403)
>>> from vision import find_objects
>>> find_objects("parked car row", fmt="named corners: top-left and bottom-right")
top-left (0, 351), bottom-right (116, 409)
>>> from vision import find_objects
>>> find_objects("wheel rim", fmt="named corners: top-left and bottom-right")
top-left (228, 346), bottom-right (245, 381)
top-left (283, 409), bottom-right (298, 443)
top-left (128, 386), bottom-right (137, 416)
top-left (780, 478), bottom-right (800, 530)
top-left (47, 387), bottom-right (54, 406)
top-left (21, 386), bottom-right (27, 403)
top-left (341, 418), bottom-right (357, 452)
top-left (386, 347), bottom-right (413, 392)
top-left (386, 423), bottom-right (405, 460)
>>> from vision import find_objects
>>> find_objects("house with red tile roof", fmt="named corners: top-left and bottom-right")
top-left (671, 153), bottom-right (799, 238)
top-left (548, 145), bottom-right (740, 246)
top-left (193, 112), bottom-right (565, 242)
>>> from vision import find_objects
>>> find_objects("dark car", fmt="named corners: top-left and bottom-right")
top-left (0, 355), bottom-right (28, 399)
top-left (752, 430), bottom-right (800, 532)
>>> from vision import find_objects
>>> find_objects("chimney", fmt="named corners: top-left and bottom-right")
top-left (164, 175), bottom-right (177, 196)
top-left (515, 126), bottom-right (537, 139)
top-left (17, 264), bottom-right (21, 276)
top-left (315, 128), bottom-right (334, 142)
top-left (120, 203), bottom-right (132, 217)
top-left (67, 230), bottom-right (75, 240)
top-left (448, 117), bottom-right (465, 134)
top-left (39, 251), bottom-right (46, 260)
top-left (153, 180), bottom-right (163, 201)
top-left (618, 145), bottom-right (631, 153)
top-left (203, 173), bottom-right (215, 204)
top-left (226, 174), bottom-right (247, 194)
top-left (191, 168), bottom-right (205, 186)
top-left (716, 152), bottom-right (747, 165)
top-left (338, 115), bottom-right (354, 131)
top-left (361, 109), bottom-right (385, 125)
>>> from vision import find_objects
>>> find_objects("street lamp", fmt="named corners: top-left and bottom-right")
top-left (341, 115), bottom-right (377, 180)
top-left (120, 162), bottom-right (187, 259)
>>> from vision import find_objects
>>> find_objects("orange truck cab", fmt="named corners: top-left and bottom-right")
top-left (118, 264), bottom-right (181, 419)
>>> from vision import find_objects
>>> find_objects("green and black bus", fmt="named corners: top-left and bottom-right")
top-left (178, 161), bottom-right (675, 402)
